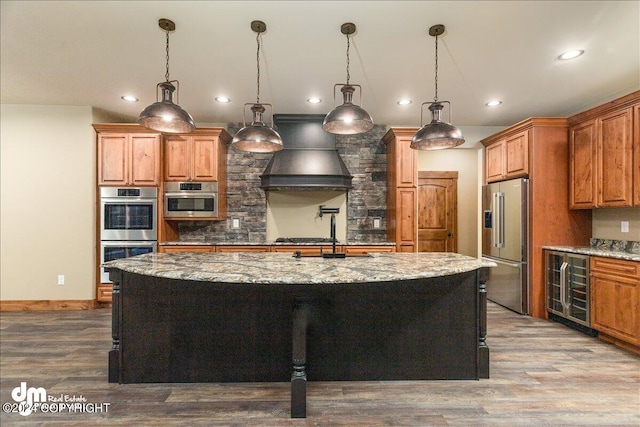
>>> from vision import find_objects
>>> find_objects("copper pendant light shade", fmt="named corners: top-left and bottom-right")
top-left (231, 21), bottom-right (283, 153)
top-left (138, 19), bottom-right (195, 134)
top-left (411, 24), bottom-right (464, 150)
top-left (323, 23), bottom-right (374, 135)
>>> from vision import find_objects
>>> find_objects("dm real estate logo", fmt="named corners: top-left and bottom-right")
top-left (3, 382), bottom-right (110, 417)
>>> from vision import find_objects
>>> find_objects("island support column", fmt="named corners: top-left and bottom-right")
top-left (291, 301), bottom-right (310, 418)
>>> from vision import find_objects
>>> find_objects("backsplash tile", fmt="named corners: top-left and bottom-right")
top-left (590, 238), bottom-right (640, 254)
top-left (177, 123), bottom-right (390, 243)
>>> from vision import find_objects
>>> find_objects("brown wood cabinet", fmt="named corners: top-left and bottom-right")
top-left (159, 246), bottom-right (213, 253)
top-left (94, 124), bottom-right (161, 186)
top-left (484, 130), bottom-right (529, 183)
top-left (481, 118), bottom-right (592, 319)
top-left (591, 256), bottom-right (640, 351)
top-left (164, 129), bottom-right (229, 182)
top-left (383, 128), bottom-right (418, 252)
top-left (569, 91), bottom-right (640, 208)
top-left (216, 245), bottom-right (270, 253)
top-left (343, 245), bottom-right (396, 255)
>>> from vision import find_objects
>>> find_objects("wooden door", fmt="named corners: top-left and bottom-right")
top-left (129, 134), bottom-right (160, 185)
top-left (569, 119), bottom-right (597, 209)
top-left (597, 107), bottom-right (633, 207)
top-left (164, 135), bottom-right (191, 181)
top-left (191, 136), bottom-right (218, 181)
top-left (417, 171), bottom-right (457, 252)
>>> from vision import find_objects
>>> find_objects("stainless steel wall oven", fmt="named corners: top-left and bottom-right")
top-left (100, 187), bottom-right (158, 283)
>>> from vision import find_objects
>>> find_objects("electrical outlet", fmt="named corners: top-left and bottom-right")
top-left (231, 218), bottom-right (241, 229)
top-left (621, 221), bottom-right (629, 233)
top-left (57, 275), bottom-right (65, 285)
top-left (373, 218), bottom-right (381, 229)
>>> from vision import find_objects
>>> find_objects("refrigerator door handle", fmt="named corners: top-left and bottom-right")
top-left (494, 192), bottom-right (505, 248)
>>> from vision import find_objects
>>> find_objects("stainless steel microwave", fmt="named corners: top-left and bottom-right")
top-left (164, 182), bottom-right (218, 218)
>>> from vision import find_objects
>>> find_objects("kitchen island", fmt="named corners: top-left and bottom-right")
top-left (105, 252), bottom-right (494, 417)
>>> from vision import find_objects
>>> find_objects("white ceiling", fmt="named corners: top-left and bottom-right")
top-left (2, 1), bottom-right (639, 139)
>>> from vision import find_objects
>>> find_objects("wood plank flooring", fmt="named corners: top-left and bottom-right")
top-left (0, 302), bottom-right (638, 426)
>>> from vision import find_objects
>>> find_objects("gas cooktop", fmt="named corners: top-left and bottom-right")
top-left (275, 237), bottom-right (337, 243)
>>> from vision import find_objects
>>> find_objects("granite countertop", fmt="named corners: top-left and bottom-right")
top-left (160, 241), bottom-right (397, 246)
top-left (542, 246), bottom-right (640, 261)
top-left (104, 252), bottom-right (496, 285)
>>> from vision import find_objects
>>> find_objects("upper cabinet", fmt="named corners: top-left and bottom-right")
top-left (164, 128), bottom-right (230, 182)
top-left (568, 90), bottom-right (640, 209)
top-left (94, 124), bottom-right (161, 186)
top-left (483, 130), bottom-right (529, 183)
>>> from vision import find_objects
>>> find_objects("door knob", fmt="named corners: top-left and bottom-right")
top-left (447, 233), bottom-right (452, 237)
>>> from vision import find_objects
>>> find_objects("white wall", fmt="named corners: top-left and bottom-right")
top-left (1, 105), bottom-right (96, 300)
top-left (592, 207), bottom-right (640, 241)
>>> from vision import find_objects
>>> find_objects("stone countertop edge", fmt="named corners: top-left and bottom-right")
top-left (160, 241), bottom-right (397, 246)
top-left (542, 246), bottom-right (640, 262)
top-left (104, 252), bottom-right (497, 285)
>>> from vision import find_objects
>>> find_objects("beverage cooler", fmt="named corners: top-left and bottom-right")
top-left (545, 250), bottom-right (594, 332)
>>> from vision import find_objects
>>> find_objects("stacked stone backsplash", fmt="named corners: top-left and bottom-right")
top-left (177, 123), bottom-right (390, 243)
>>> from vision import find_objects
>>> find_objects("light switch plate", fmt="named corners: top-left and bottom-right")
top-left (231, 218), bottom-right (241, 229)
top-left (373, 218), bottom-right (381, 229)
top-left (57, 275), bottom-right (65, 285)
top-left (621, 221), bottom-right (629, 233)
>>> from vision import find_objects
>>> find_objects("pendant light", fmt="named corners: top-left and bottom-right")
top-left (322, 23), bottom-right (374, 135)
top-left (231, 20), bottom-right (283, 153)
top-left (138, 19), bottom-right (195, 134)
top-left (411, 24), bottom-right (464, 150)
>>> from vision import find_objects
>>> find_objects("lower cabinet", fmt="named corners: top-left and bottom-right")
top-left (344, 245), bottom-right (396, 255)
top-left (216, 245), bottom-right (270, 253)
top-left (591, 256), bottom-right (640, 348)
top-left (159, 246), bottom-right (213, 253)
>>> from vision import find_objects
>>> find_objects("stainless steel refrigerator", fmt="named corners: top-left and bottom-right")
top-left (482, 178), bottom-right (529, 314)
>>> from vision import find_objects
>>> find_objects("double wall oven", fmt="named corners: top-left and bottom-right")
top-left (99, 187), bottom-right (157, 283)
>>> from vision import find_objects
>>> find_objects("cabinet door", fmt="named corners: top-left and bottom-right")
top-left (505, 131), bottom-right (529, 178)
top-left (591, 273), bottom-right (639, 345)
top-left (396, 136), bottom-right (417, 187)
top-left (598, 107), bottom-right (633, 207)
top-left (634, 105), bottom-right (640, 206)
top-left (398, 189), bottom-right (416, 248)
top-left (485, 141), bottom-right (505, 182)
top-left (164, 135), bottom-right (191, 181)
top-left (98, 134), bottom-right (128, 185)
top-left (216, 245), bottom-right (270, 252)
top-left (191, 136), bottom-right (218, 181)
top-left (129, 134), bottom-right (161, 185)
top-left (344, 246), bottom-right (396, 255)
top-left (569, 119), bottom-right (597, 209)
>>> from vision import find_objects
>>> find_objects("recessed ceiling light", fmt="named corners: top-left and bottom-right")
top-left (121, 95), bottom-right (138, 102)
top-left (485, 100), bottom-right (503, 107)
top-left (558, 50), bottom-right (585, 60)
top-left (397, 99), bottom-right (412, 106)
top-left (215, 96), bottom-right (231, 103)
top-left (307, 97), bottom-right (322, 104)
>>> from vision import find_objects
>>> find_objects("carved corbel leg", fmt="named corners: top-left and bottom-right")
top-left (291, 302), bottom-right (310, 418)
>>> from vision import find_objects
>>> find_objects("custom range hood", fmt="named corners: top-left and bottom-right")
top-left (260, 114), bottom-right (353, 190)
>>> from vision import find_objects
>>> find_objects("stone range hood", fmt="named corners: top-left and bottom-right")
top-left (260, 114), bottom-right (353, 191)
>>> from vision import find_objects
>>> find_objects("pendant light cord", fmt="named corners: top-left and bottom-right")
top-left (165, 30), bottom-right (170, 82)
top-left (433, 34), bottom-right (438, 102)
top-left (256, 32), bottom-right (261, 103)
top-left (345, 33), bottom-right (351, 85)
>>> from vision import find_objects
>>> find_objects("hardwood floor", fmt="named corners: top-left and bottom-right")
top-left (1, 302), bottom-right (638, 426)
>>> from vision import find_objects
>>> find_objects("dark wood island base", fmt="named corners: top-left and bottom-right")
top-left (105, 252), bottom-right (492, 418)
